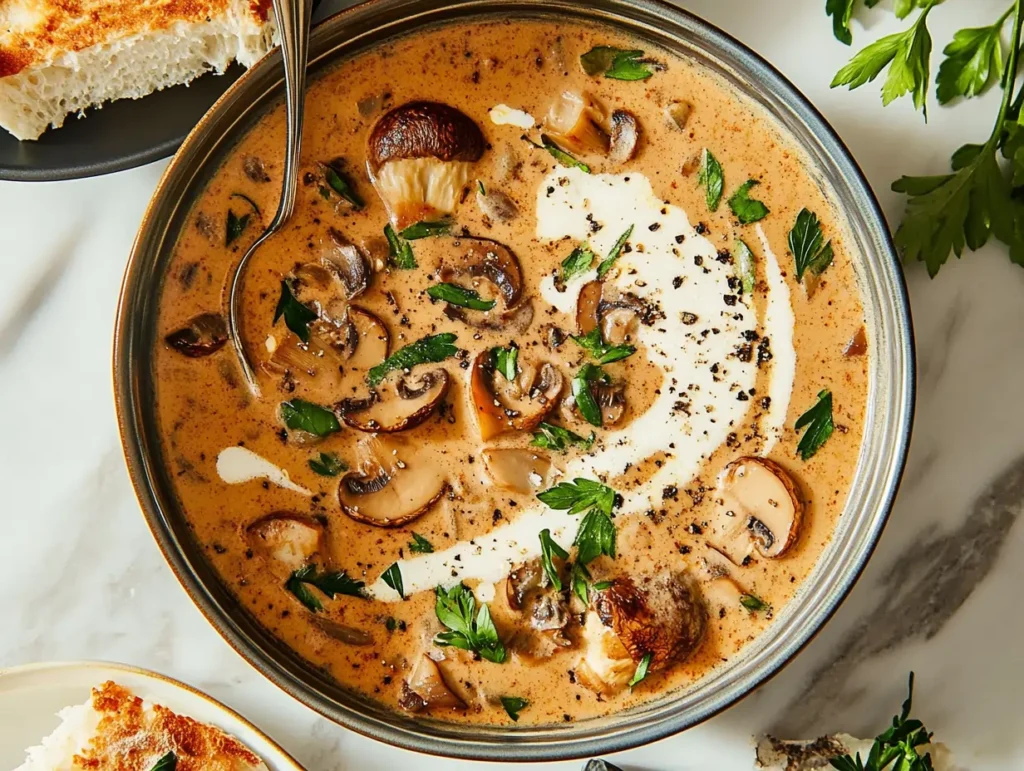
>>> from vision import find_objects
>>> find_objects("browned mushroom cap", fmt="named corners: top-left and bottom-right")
top-left (471, 352), bottom-right (563, 440)
top-left (338, 440), bottom-right (447, 527)
top-left (367, 101), bottom-right (485, 229)
top-left (712, 457), bottom-right (803, 563)
top-left (576, 281), bottom-right (603, 336)
top-left (398, 654), bottom-right (466, 713)
top-left (245, 514), bottom-right (325, 578)
top-left (339, 369), bottom-right (450, 433)
top-left (322, 228), bottom-right (371, 300)
top-left (608, 110), bottom-right (640, 165)
top-left (165, 313), bottom-right (227, 358)
top-left (481, 448), bottom-right (553, 494)
top-left (505, 559), bottom-right (573, 658)
top-left (575, 283), bottom-right (646, 343)
top-left (545, 91), bottom-right (609, 155)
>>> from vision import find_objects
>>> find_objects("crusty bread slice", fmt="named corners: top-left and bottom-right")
top-left (0, 0), bottom-right (277, 141)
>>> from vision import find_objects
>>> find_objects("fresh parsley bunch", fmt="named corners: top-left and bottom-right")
top-left (827, 0), bottom-right (1024, 276)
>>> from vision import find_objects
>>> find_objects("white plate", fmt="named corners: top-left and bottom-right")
top-left (0, 661), bottom-right (305, 770)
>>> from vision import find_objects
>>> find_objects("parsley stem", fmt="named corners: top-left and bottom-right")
top-left (994, 1), bottom-right (1024, 143)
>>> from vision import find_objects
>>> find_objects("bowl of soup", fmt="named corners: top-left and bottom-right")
top-left (114, 0), bottom-right (914, 760)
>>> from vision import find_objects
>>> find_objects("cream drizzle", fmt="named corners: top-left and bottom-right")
top-left (216, 446), bottom-right (311, 495)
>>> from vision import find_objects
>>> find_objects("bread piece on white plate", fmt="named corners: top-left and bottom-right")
top-left (15, 680), bottom-right (270, 770)
top-left (754, 734), bottom-right (959, 770)
top-left (0, 0), bottom-right (278, 141)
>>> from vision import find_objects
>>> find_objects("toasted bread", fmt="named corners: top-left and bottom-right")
top-left (0, 0), bottom-right (277, 140)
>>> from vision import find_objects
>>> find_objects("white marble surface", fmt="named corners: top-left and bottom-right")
top-left (3, 1), bottom-right (1024, 768)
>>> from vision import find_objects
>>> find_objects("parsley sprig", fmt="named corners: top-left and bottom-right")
top-left (286, 564), bottom-right (365, 612)
top-left (571, 328), bottom-right (636, 365)
top-left (531, 422), bottom-right (595, 452)
top-left (433, 583), bottom-right (507, 663)
top-left (367, 333), bottom-right (458, 387)
top-left (795, 389), bottom-right (835, 461)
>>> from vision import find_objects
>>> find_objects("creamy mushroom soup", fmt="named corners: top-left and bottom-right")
top-left (155, 20), bottom-right (868, 726)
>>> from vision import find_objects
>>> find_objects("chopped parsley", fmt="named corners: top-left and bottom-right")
top-left (570, 362), bottom-right (608, 427)
top-left (381, 563), bottom-right (404, 599)
top-left (149, 753), bottom-right (177, 771)
top-left (433, 583), bottom-right (506, 663)
top-left (581, 46), bottom-right (659, 81)
top-left (500, 696), bottom-right (529, 721)
top-left (384, 223), bottom-right (417, 270)
top-left (408, 532), bottom-right (434, 554)
top-left (728, 179), bottom-right (770, 224)
top-left (525, 134), bottom-right (591, 173)
top-left (225, 193), bottom-right (259, 246)
top-left (367, 333), bottom-right (459, 387)
top-left (400, 220), bottom-right (451, 240)
top-left (427, 282), bottom-right (496, 311)
top-left (698, 149), bottom-right (725, 212)
top-left (740, 593), bottom-right (770, 613)
top-left (539, 528), bottom-right (569, 591)
top-left (795, 389), bottom-right (835, 461)
top-left (531, 422), bottom-right (595, 452)
top-left (596, 225), bottom-right (635, 278)
top-left (308, 452), bottom-right (346, 476)
top-left (272, 279), bottom-right (318, 343)
top-left (571, 327), bottom-right (636, 365)
top-left (560, 243), bottom-right (596, 283)
top-left (735, 239), bottom-right (757, 295)
top-left (286, 564), bottom-right (365, 612)
top-left (280, 399), bottom-right (340, 437)
top-left (491, 345), bottom-right (519, 381)
top-left (790, 208), bottom-right (834, 281)
top-left (320, 162), bottom-right (363, 208)
top-left (628, 652), bottom-right (653, 688)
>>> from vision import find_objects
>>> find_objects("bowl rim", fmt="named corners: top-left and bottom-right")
top-left (114, 0), bottom-right (916, 761)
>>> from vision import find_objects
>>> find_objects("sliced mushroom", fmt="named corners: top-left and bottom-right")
top-left (844, 326), bottom-right (868, 357)
top-left (243, 155), bottom-right (271, 183)
top-left (506, 560), bottom-right (545, 611)
top-left (608, 110), bottom-right (640, 165)
top-left (698, 545), bottom-right (748, 608)
top-left (591, 379), bottom-right (626, 426)
top-left (576, 283), bottom-right (647, 341)
top-left (438, 238), bottom-right (525, 327)
top-left (339, 369), bottom-right (450, 433)
top-left (338, 440), bottom-right (447, 527)
top-left (471, 352), bottom-right (563, 440)
top-left (165, 313), bottom-right (228, 358)
top-left (481, 448), bottom-right (553, 494)
top-left (575, 613), bottom-right (635, 694)
top-left (476, 187), bottom-right (519, 223)
top-left (345, 306), bottom-right (391, 370)
top-left (576, 281), bottom-right (603, 336)
top-left (398, 655), bottom-right (466, 713)
top-left (665, 101), bottom-right (693, 130)
top-left (315, 617), bottom-right (374, 646)
top-left (322, 228), bottom-right (370, 300)
top-left (245, 514), bottom-right (325, 579)
top-left (505, 559), bottom-right (572, 657)
top-left (367, 101), bottom-right (485, 229)
top-left (545, 91), bottom-right (609, 155)
top-left (711, 457), bottom-right (803, 563)
top-left (577, 569), bottom-right (706, 693)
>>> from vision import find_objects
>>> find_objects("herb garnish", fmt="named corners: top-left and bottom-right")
top-left (829, 673), bottom-right (933, 771)
top-left (225, 193), bottom-right (260, 246)
top-left (434, 583), bottom-right (507, 663)
top-left (384, 223), bottom-right (417, 270)
top-left (596, 225), bottom-right (634, 279)
top-left (539, 528), bottom-right (569, 591)
top-left (491, 345), bottom-right (519, 381)
top-left (574, 506), bottom-right (617, 565)
top-left (478, 180), bottom-right (487, 195)
top-left (150, 752), bottom-right (177, 771)
top-left (309, 452), bottom-right (346, 477)
top-left (580, 46), bottom-right (658, 81)
top-left (500, 696), bottom-right (529, 721)
top-left (570, 562), bottom-right (592, 604)
top-left (728, 179), bottom-right (770, 224)
top-left (571, 328), bottom-right (636, 365)
top-left (790, 208), bottom-right (835, 281)
top-left (367, 333), bottom-right (459, 387)
top-left (524, 134), bottom-right (591, 173)
top-left (280, 399), bottom-right (341, 437)
top-left (740, 593), bottom-right (770, 613)
top-left (537, 477), bottom-right (616, 519)
top-left (273, 279), bottom-right (318, 343)
top-left (571, 363), bottom-right (608, 427)
top-left (698, 149), bottom-right (725, 212)
top-left (401, 220), bottom-right (451, 240)
top-left (381, 563), bottom-right (404, 599)
top-left (592, 580), bottom-right (613, 591)
top-left (408, 532), bottom-right (434, 554)
top-left (286, 564), bottom-right (365, 612)
top-left (795, 389), bottom-right (835, 461)
top-left (531, 422), bottom-right (595, 452)
top-left (735, 239), bottom-right (757, 295)
top-left (427, 283), bottom-right (496, 311)
top-left (936, 15), bottom-right (1009, 105)
top-left (560, 243), bottom-right (596, 282)
top-left (628, 652), bottom-right (653, 688)
top-left (320, 162), bottom-right (364, 208)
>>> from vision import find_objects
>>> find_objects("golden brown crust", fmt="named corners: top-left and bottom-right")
top-left (0, 1), bottom-right (271, 79)
top-left (71, 681), bottom-right (263, 771)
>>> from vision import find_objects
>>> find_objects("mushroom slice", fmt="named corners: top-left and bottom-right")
top-left (481, 448), bottom-right (553, 494)
top-left (399, 655), bottom-right (466, 713)
top-left (345, 306), bottom-right (391, 370)
top-left (322, 228), bottom-right (371, 300)
top-left (245, 514), bottom-right (325, 578)
top-left (367, 101), bottom-right (485, 229)
top-left (575, 281), bottom-right (603, 336)
top-left (575, 283), bottom-right (646, 343)
top-left (471, 352), bottom-right (563, 440)
top-left (338, 442), bottom-right (446, 527)
top-left (844, 326), bottom-right (868, 357)
top-left (505, 559), bottom-right (573, 657)
top-left (340, 369), bottom-right (450, 433)
top-left (315, 617), bottom-right (374, 646)
top-left (578, 569), bottom-right (706, 693)
top-left (665, 101), bottom-right (693, 130)
top-left (440, 237), bottom-right (524, 309)
top-left (506, 560), bottom-right (546, 611)
top-left (601, 306), bottom-right (640, 347)
top-left (575, 613), bottom-right (635, 694)
top-left (165, 313), bottom-right (227, 358)
top-left (713, 457), bottom-right (803, 561)
top-left (608, 110), bottom-right (640, 165)
top-left (544, 91), bottom-right (609, 155)
top-left (476, 186), bottom-right (519, 223)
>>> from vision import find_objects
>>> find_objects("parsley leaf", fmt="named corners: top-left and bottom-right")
top-left (525, 134), bottom-right (591, 173)
top-left (936, 15), bottom-right (1008, 105)
top-left (531, 422), bottom-right (595, 452)
top-left (740, 593), bottom-right (770, 612)
top-left (789, 208), bottom-right (835, 281)
top-left (286, 564), bottom-right (365, 612)
top-left (698, 149), bottom-right (725, 212)
top-left (538, 477), bottom-right (616, 516)
top-left (728, 179), bottom-right (770, 224)
top-left (795, 390), bottom-right (835, 461)
top-left (500, 696), bottom-right (529, 721)
top-left (571, 328), bottom-right (636, 365)
top-left (320, 161), bottom-right (364, 208)
top-left (381, 562), bottom-right (404, 599)
top-left (628, 652), bottom-right (653, 688)
top-left (570, 561), bottom-right (592, 604)
top-left (367, 333), bottom-right (459, 387)
top-left (309, 452), bottom-right (346, 477)
top-left (401, 220), bottom-right (451, 240)
top-left (539, 528), bottom-right (569, 591)
top-left (570, 362), bottom-right (607, 427)
top-left (581, 46), bottom-right (658, 81)
top-left (561, 244), bottom-right (596, 282)
top-left (280, 399), bottom-right (341, 437)
top-left (226, 211), bottom-right (251, 246)
top-left (273, 279), bottom-right (318, 343)
top-left (150, 752), bottom-right (177, 771)
top-left (592, 580), bottom-right (613, 591)
top-left (596, 225), bottom-right (634, 278)
top-left (427, 283), bottom-right (496, 311)
top-left (408, 532), bottom-right (434, 554)
top-left (574, 507), bottom-right (617, 564)
top-left (491, 345), bottom-right (519, 381)
top-left (433, 583), bottom-right (507, 663)
top-left (735, 239), bottom-right (757, 295)
top-left (384, 223), bottom-right (417, 269)
top-left (826, 0), bottom-right (858, 46)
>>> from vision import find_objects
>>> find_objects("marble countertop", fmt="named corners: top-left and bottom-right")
top-left (3, 1), bottom-right (1023, 768)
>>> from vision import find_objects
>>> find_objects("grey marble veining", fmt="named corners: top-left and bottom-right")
top-left (3, 1), bottom-right (1024, 769)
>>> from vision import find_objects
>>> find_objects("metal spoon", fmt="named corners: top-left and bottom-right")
top-left (227, 0), bottom-right (313, 397)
